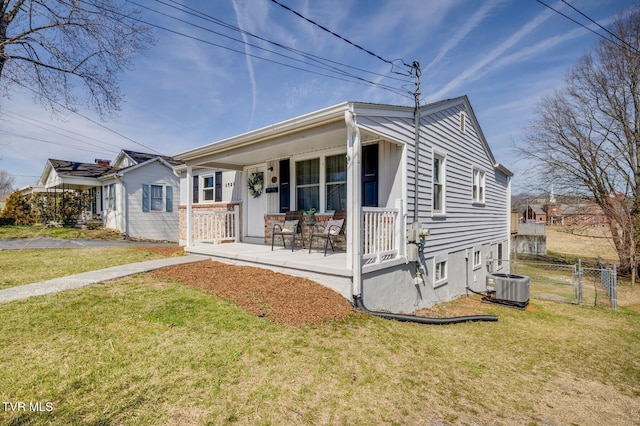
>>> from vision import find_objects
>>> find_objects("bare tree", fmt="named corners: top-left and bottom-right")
top-left (518, 8), bottom-right (640, 283)
top-left (0, 0), bottom-right (154, 117)
top-left (0, 168), bottom-right (13, 199)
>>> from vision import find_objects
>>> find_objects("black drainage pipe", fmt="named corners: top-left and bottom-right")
top-left (353, 295), bottom-right (498, 325)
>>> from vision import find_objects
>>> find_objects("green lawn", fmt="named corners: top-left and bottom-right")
top-left (0, 225), bottom-right (123, 240)
top-left (0, 247), bottom-right (178, 289)
top-left (1, 275), bottom-right (639, 425)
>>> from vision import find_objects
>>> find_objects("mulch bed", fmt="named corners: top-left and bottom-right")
top-left (150, 260), bottom-right (357, 327)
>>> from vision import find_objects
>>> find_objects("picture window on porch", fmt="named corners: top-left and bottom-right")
top-left (202, 175), bottom-right (214, 201)
top-left (326, 154), bottom-right (346, 211)
top-left (433, 153), bottom-right (445, 214)
top-left (201, 172), bottom-right (223, 202)
top-left (296, 158), bottom-right (319, 212)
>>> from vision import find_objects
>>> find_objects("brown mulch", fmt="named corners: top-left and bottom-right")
top-left (150, 260), bottom-right (357, 326)
top-left (135, 245), bottom-right (186, 257)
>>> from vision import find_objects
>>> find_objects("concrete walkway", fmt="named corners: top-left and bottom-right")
top-left (0, 255), bottom-right (209, 303)
top-left (0, 237), bottom-right (176, 250)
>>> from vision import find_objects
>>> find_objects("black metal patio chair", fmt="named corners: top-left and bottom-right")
top-left (271, 210), bottom-right (304, 251)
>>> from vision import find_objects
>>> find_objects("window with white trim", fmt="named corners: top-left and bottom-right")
top-left (296, 158), bottom-right (320, 212)
top-left (142, 184), bottom-right (173, 213)
top-left (150, 185), bottom-right (163, 211)
top-left (435, 260), bottom-right (448, 284)
top-left (104, 183), bottom-right (116, 211)
top-left (200, 172), bottom-right (223, 203)
top-left (326, 154), bottom-right (346, 211)
top-left (472, 168), bottom-right (485, 204)
top-left (432, 153), bottom-right (445, 214)
top-left (473, 248), bottom-right (482, 269)
top-left (497, 242), bottom-right (505, 268)
top-left (202, 175), bottom-right (215, 201)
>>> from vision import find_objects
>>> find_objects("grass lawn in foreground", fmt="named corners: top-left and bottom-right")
top-left (1, 274), bottom-right (639, 425)
top-left (0, 225), bottom-right (125, 240)
top-left (0, 246), bottom-right (183, 290)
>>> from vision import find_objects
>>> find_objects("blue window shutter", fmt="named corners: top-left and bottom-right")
top-left (142, 184), bottom-right (150, 212)
top-left (165, 186), bottom-right (173, 212)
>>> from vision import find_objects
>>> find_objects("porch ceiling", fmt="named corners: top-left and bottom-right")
top-left (188, 123), bottom-right (388, 171)
top-left (191, 122), bottom-right (347, 170)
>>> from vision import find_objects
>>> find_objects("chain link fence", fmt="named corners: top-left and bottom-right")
top-left (509, 256), bottom-right (617, 311)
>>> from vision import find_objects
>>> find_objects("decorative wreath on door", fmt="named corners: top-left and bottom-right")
top-left (247, 172), bottom-right (264, 198)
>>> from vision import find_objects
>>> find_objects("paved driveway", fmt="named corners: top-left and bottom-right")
top-left (0, 237), bottom-right (177, 250)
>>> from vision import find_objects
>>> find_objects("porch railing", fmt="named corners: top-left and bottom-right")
top-left (192, 205), bottom-right (239, 243)
top-left (362, 204), bottom-right (403, 266)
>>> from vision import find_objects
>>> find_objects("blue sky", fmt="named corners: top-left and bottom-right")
top-left (0, 0), bottom-right (637, 191)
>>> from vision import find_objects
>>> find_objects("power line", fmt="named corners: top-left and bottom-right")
top-left (129, 0), bottom-right (410, 96)
top-left (0, 129), bottom-right (117, 155)
top-left (270, 0), bottom-right (413, 73)
top-left (2, 112), bottom-right (120, 154)
top-left (560, 0), bottom-right (639, 55)
top-left (535, 0), bottom-right (640, 55)
top-left (158, 0), bottom-right (410, 84)
top-left (114, 0), bottom-right (413, 99)
top-left (13, 80), bottom-right (164, 155)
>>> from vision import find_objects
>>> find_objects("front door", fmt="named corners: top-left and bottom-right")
top-left (246, 165), bottom-right (267, 238)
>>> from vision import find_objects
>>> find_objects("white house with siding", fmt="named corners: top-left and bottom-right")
top-left (175, 96), bottom-right (512, 312)
top-left (34, 150), bottom-right (182, 241)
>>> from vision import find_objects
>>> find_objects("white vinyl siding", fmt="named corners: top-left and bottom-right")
top-left (357, 100), bottom-right (510, 268)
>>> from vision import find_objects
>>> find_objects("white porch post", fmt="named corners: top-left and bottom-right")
top-left (345, 109), bottom-right (362, 297)
top-left (186, 164), bottom-right (193, 248)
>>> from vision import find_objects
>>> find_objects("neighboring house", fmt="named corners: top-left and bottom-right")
top-left (33, 150), bottom-right (182, 241)
top-left (523, 205), bottom-right (547, 224)
top-left (545, 202), bottom-right (608, 227)
top-left (175, 96), bottom-right (513, 313)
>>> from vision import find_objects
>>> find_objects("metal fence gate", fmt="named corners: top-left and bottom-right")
top-left (512, 259), bottom-right (617, 311)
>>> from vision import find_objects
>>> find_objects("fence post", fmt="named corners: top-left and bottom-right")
top-left (578, 259), bottom-right (584, 305)
top-left (612, 264), bottom-right (618, 312)
top-left (233, 205), bottom-right (240, 243)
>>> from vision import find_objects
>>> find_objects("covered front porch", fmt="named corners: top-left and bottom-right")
top-left (177, 104), bottom-right (410, 299)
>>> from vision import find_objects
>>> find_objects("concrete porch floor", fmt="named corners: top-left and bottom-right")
top-left (184, 242), bottom-right (353, 301)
